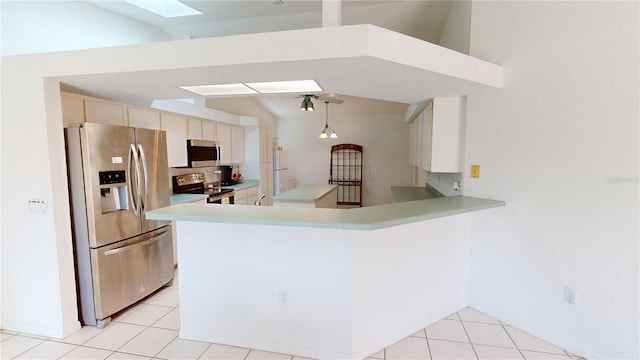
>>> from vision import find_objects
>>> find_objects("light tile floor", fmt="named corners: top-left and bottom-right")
top-left (1, 273), bottom-right (585, 360)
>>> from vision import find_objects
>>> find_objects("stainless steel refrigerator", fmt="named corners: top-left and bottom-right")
top-left (65, 123), bottom-right (174, 328)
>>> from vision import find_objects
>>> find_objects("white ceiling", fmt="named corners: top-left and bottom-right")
top-left (69, 1), bottom-right (456, 119)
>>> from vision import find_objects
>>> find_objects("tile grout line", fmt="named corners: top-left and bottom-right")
top-left (150, 330), bottom-right (180, 360)
top-left (195, 342), bottom-right (214, 360)
top-left (423, 329), bottom-right (433, 360)
top-left (53, 342), bottom-right (81, 359)
top-left (6, 335), bottom-right (46, 360)
top-left (457, 315), bottom-right (481, 360)
top-left (499, 322), bottom-right (527, 359)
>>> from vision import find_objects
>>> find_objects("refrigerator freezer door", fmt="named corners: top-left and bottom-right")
top-left (135, 128), bottom-right (171, 233)
top-left (85, 226), bottom-right (174, 324)
top-left (68, 123), bottom-right (141, 248)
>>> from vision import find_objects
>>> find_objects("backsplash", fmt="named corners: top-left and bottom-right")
top-left (417, 170), bottom-right (463, 197)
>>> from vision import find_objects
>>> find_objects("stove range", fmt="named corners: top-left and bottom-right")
top-left (172, 173), bottom-right (235, 204)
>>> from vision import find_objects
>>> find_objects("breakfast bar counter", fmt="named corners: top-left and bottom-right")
top-left (146, 195), bottom-right (504, 359)
top-left (272, 184), bottom-right (338, 208)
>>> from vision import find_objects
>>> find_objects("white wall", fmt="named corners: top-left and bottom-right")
top-left (465, 2), bottom-right (639, 358)
top-left (0, 1), bottom-right (171, 56)
top-left (438, 0), bottom-right (471, 55)
top-left (275, 112), bottom-right (413, 206)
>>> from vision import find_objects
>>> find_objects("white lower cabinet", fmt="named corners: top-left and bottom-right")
top-left (234, 185), bottom-right (258, 205)
top-left (234, 189), bottom-right (248, 205)
top-left (247, 185), bottom-right (259, 205)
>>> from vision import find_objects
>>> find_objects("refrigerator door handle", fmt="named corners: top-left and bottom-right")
top-left (128, 144), bottom-right (141, 215)
top-left (104, 229), bottom-right (170, 256)
top-left (138, 144), bottom-right (149, 213)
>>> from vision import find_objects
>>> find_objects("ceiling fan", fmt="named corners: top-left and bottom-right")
top-left (297, 94), bottom-right (344, 111)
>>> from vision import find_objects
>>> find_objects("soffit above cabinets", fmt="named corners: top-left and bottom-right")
top-left (55, 24), bottom-right (502, 111)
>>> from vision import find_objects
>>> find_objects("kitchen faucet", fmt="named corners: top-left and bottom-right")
top-left (254, 194), bottom-right (266, 206)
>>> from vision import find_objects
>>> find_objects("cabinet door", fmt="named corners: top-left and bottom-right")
top-left (61, 92), bottom-right (85, 126)
top-left (84, 99), bottom-right (126, 126)
top-left (260, 163), bottom-right (269, 203)
top-left (266, 128), bottom-right (274, 163)
top-left (217, 123), bottom-right (232, 164)
top-left (202, 120), bottom-right (216, 141)
top-left (259, 128), bottom-right (268, 163)
top-left (234, 189), bottom-right (248, 205)
top-left (162, 113), bottom-right (189, 167)
top-left (231, 126), bottom-right (245, 163)
top-left (187, 118), bottom-right (203, 140)
top-left (267, 162), bottom-right (274, 206)
top-left (128, 107), bottom-right (161, 130)
top-left (420, 108), bottom-right (431, 171)
top-left (247, 186), bottom-right (259, 206)
top-left (425, 96), bottom-right (463, 173)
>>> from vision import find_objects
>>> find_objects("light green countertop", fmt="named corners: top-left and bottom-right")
top-left (170, 194), bottom-right (209, 205)
top-left (220, 179), bottom-right (259, 191)
top-left (391, 185), bottom-right (445, 203)
top-left (272, 184), bottom-right (338, 202)
top-left (148, 195), bottom-right (505, 231)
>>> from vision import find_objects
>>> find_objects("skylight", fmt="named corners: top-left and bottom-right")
top-left (180, 84), bottom-right (258, 97)
top-left (124, 0), bottom-right (202, 18)
top-left (179, 80), bottom-right (323, 97)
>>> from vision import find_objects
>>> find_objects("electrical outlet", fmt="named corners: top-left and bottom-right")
top-left (471, 165), bottom-right (480, 178)
top-left (278, 291), bottom-right (288, 305)
top-left (563, 287), bottom-right (577, 305)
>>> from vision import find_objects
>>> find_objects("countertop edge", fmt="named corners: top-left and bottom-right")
top-left (149, 195), bottom-right (505, 231)
top-left (170, 194), bottom-right (210, 205)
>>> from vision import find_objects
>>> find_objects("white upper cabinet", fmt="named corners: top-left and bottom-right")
top-left (162, 113), bottom-right (189, 168)
top-left (202, 120), bottom-right (216, 141)
top-left (84, 98), bottom-right (126, 126)
top-left (217, 123), bottom-right (232, 164)
top-left (231, 126), bottom-right (245, 164)
top-left (410, 96), bottom-right (464, 173)
top-left (128, 107), bottom-right (161, 130)
top-left (61, 92), bottom-right (85, 126)
top-left (187, 118), bottom-right (203, 140)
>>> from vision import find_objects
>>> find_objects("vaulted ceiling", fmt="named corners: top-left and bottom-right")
top-left (82, 1), bottom-right (454, 119)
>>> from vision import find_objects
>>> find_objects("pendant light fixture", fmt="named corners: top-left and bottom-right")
top-left (319, 101), bottom-right (338, 139)
top-left (300, 95), bottom-right (314, 111)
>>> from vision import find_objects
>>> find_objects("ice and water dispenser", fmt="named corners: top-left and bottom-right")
top-left (98, 170), bottom-right (129, 213)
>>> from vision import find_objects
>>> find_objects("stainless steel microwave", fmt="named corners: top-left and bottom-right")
top-left (186, 139), bottom-right (220, 167)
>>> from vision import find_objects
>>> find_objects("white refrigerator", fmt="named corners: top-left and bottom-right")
top-left (274, 149), bottom-right (289, 195)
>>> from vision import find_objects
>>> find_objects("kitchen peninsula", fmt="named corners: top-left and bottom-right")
top-left (147, 195), bottom-right (504, 359)
top-left (272, 184), bottom-right (338, 208)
